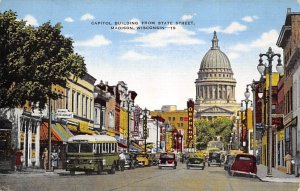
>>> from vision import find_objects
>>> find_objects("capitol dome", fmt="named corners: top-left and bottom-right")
top-left (199, 31), bottom-right (233, 74)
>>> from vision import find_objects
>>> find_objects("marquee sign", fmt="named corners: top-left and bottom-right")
top-left (133, 108), bottom-right (140, 133)
top-left (187, 99), bottom-right (194, 142)
top-left (143, 115), bottom-right (147, 139)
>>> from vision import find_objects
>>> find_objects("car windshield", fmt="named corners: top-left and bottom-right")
top-left (160, 153), bottom-right (175, 159)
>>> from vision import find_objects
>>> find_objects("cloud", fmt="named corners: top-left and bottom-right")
top-left (229, 29), bottom-right (281, 57)
top-left (181, 14), bottom-right (193, 21)
top-left (120, 50), bottom-right (156, 61)
top-left (23, 14), bottom-right (38, 26)
top-left (242, 16), bottom-right (259, 23)
top-left (132, 25), bottom-right (205, 47)
top-left (227, 52), bottom-right (240, 60)
top-left (222, 22), bottom-right (247, 34)
top-left (64, 17), bottom-right (74, 23)
top-left (229, 43), bottom-right (251, 52)
top-left (74, 35), bottom-right (111, 47)
top-left (199, 22), bottom-right (246, 34)
top-left (250, 29), bottom-right (279, 48)
top-left (112, 18), bottom-right (140, 34)
top-left (198, 26), bottom-right (222, 33)
top-left (298, 0), bottom-right (300, 4)
top-left (80, 13), bottom-right (95, 21)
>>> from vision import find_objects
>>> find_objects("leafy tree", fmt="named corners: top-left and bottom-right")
top-left (0, 10), bottom-right (87, 109)
top-left (195, 117), bottom-right (234, 150)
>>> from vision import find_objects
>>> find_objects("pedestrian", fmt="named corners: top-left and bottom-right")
top-left (42, 148), bottom-right (48, 170)
top-left (284, 152), bottom-right (293, 174)
top-left (15, 149), bottom-right (23, 171)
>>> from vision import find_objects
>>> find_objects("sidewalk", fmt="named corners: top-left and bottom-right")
top-left (257, 164), bottom-right (300, 183)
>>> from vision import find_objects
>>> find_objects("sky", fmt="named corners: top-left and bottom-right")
top-left (1, 0), bottom-right (300, 111)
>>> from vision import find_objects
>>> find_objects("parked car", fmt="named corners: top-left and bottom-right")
top-left (229, 154), bottom-right (257, 177)
top-left (186, 153), bottom-right (205, 170)
top-left (223, 154), bottom-right (235, 171)
top-left (207, 152), bottom-right (222, 167)
top-left (135, 153), bottom-right (150, 167)
top-left (158, 153), bottom-right (177, 169)
top-left (124, 153), bottom-right (138, 169)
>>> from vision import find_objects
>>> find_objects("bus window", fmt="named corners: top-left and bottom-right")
top-left (99, 143), bottom-right (102, 153)
top-left (67, 143), bottom-right (79, 153)
top-left (111, 143), bottom-right (115, 153)
top-left (103, 143), bottom-right (106, 153)
top-left (106, 143), bottom-right (109, 153)
top-left (80, 143), bottom-right (93, 153)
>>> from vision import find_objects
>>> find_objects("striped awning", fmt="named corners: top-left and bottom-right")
top-left (40, 122), bottom-right (74, 142)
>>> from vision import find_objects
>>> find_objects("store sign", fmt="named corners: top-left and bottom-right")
top-left (143, 115), bottom-right (147, 139)
top-left (55, 109), bottom-right (73, 119)
top-left (187, 99), bottom-right (194, 142)
top-left (134, 108), bottom-right (140, 133)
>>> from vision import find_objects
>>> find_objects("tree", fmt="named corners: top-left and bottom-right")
top-left (195, 117), bottom-right (234, 150)
top-left (0, 10), bottom-right (87, 109)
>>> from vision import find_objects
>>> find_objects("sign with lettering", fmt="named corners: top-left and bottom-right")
top-left (143, 115), bottom-right (147, 139)
top-left (55, 109), bottom-right (73, 119)
top-left (134, 108), bottom-right (140, 133)
top-left (187, 99), bottom-right (194, 143)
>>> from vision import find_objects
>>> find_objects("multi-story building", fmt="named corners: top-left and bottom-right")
top-left (277, 8), bottom-right (300, 175)
top-left (151, 105), bottom-right (185, 152)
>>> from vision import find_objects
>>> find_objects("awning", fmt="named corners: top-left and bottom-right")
top-left (66, 119), bottom-right (95, 135)
top-left (40, 122), bottom-right (74, 142)
top-left (118, 142), bottom-right (128, 148)
top-left (129, 145), bottom-right (141, 152)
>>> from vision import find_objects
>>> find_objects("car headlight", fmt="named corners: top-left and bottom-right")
top-left (66, 160), bottom-right (70, 163)
top-left (89, 160), bottom-right (93, 164)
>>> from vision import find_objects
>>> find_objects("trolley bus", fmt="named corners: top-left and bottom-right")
top-left (66, 134), bottom-right (119, 175)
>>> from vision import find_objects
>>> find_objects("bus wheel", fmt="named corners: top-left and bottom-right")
top-left (109, 164), bottom-right (116, 174)
top-left (70, 170), bottom-right (75, 175)
top-left (97, 162), bottom-right (103, 175)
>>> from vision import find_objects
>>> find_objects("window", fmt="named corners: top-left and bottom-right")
top-left (66, 88), bottom-right (69, 110)
top-left (77, 92), bottom-right (80, 115)
top-left (90, 98), bottom-right (93, 120)
top-left (80, 143), bottom-right (93, 153)
top-left (103, 143), bottom-right (107, 153)
top-left (173, 117), bottom-right (175, 121)
top-left (82, 95), bottom-right (85, 117)
top-left (67, 143), bottom-right (79, 153)
top-left (86, 97), bottom-right (88, 119)
top-left (72, 90), bottom-right (75, 112)
top-left (180, 117), bottom-right (183, 121)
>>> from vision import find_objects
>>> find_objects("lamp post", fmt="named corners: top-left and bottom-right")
top-left (257, 47), bottom-right (284, 177)
top-left (123, 91), bottom-right (137, 153)
top-left (241, 89), bottom-right (252, 153)
top-left (246, 81), bottom-right (259, 156)
top-left (141, 108), bottom-right (150, 153)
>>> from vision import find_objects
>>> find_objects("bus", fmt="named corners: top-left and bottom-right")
top-left (66, 134), bottom-right (119, 175)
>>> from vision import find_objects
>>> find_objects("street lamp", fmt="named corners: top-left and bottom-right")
top-left (123, 91), bottom-right (137, 153)
top-left (246, 80), bottom-right (259, 157)
top-left (141, 108), bottom-right (150, 153)
top-left (257, 47), bottom-right (283, 177)
top-left (241, 91), bottom-right (253, 153)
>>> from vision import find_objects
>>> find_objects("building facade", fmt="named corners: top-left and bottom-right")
top-left (195, 31), bottom-right (239, 120)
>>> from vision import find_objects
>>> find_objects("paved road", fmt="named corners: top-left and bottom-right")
top-left (0, 163), bottom-right (298, 191)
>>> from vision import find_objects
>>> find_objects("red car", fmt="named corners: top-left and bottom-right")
top-left (229, 154), bottom-right (257, 177)
top-left (158, 153), bottom-right (177, 169)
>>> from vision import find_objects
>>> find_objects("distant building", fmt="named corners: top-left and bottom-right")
top-left (195, 31), bottom-right (239, 120)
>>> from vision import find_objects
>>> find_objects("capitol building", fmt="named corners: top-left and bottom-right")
top-left (195, 31), bottom-right (240, 119)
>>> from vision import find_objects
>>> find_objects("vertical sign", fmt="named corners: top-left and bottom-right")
top-left (133, 108), bottom-right (140, 134)
top-left (143, 115), bottom-right (147, 138)
top-left (187, 99), bottom-right (194, 143)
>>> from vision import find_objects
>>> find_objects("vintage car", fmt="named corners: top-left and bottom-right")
top-left (186, 153), bottom-right (205, 170)
top-left (223, 154), bottom-right (235, 171)
top-left (158, 153), bottom-right (177, 169)
top-left (229, 154), bottom-right (257, 177)
top-left (135, 153), bottom-right (150, 167)
top-left (207, 152), bottom-right (222, 166)
top-left (123, 153), bottom-right (138, 169)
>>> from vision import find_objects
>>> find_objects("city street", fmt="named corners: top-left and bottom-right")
top-left (0, 163), bottom-right (298, 191)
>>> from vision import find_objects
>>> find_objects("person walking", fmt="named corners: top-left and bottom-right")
top-left (42, 148), bottom-right (48, 170)
top-left (284, 152), bottom-right (293, 174)
top-left (15, 149), bottom-right (23, 171)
